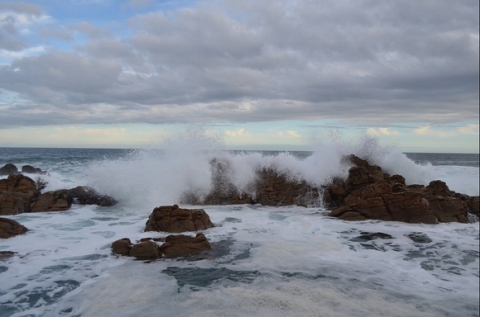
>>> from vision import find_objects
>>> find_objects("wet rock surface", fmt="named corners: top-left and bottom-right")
top-left (180, 154), bottom-right (478, 224)
top-left (145, 205), bottom-right (214, 233)
top-left (0, 217), bottom-right (28, 239)
top-left (1, 172), bottom-right (117, 215)
top-left (112, 233), bottom-right (212, 260)
top-left (0, 175), bottom-right (38, 215)
top-left (323, 155), bottom-right (478, 224)
top-left (113, 206), bottom-right (214, 260)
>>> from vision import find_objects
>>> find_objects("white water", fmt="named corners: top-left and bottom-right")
top-left (0, 136), bottom-right (479, 317)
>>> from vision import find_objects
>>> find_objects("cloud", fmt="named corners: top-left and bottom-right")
top-left (0, 0), bottom-right (478, 129)
top-left (457, 124), bottom-right (479, 135)
top-left (225, 128), bottom-right (248, 138)
top-left (278, 130), bottom-right (302, 139)
top-left (414, 125), bottom-right (432, 135)
top-left (0, 45), bottom-right (45, 58)
top-left (413, 125), bottom-right (459, 138)
top-left (367, 127), bottom-right (399, 136)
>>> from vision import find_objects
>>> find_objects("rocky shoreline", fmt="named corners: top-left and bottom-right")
top-left (1, 156), bottom-right (479, 260)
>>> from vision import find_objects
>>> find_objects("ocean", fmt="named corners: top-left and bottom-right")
top-left (0, 140), bottom-right (479, 317)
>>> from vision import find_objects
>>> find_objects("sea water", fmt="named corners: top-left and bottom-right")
top-left (0, 139), bottom-right (479, 317)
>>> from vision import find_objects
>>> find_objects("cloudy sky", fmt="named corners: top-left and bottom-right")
top-left (0, 0), bottom-right (478, 152)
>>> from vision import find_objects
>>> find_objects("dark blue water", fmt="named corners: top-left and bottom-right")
top-left (405, 153), bottom-right (479, 167)
top-left (1, 148), bottom-right (478, 169)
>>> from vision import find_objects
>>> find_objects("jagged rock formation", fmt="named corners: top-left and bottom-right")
top-left (0, 174), bottom-right (117, 215)
top-left (181, 155), bottom-right (478, 224)
top-left (182, 158), bottom-right (319, 207)
top-left (323, 155), bottom-right (477, 223)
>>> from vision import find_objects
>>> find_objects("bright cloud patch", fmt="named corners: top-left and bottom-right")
top-left (457, 124), bottom-right (479, 135)
top-left (367, 127), bottom-right (399, 136)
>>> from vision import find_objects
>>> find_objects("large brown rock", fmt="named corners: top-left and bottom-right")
top-left (326, 155), bottom-right (478, 224)
top-left (0, 217), bottom-right (28, 239)
top-left (0, 175), bottom-right (38, 215)
top-left (145, 205), bottom-right (214, 233)
top-left (159, 233), bottom-right (211, 258)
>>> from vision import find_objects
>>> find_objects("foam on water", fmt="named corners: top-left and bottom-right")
top-left (19, 205), bottom-right (475, 317)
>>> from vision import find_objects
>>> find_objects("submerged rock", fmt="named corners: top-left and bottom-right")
top-left (145, 205), bottom-right (214, 233)
top-left (0, 217), bottom-right (28, 239)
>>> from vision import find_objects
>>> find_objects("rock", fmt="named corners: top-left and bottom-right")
top-left (406, 232), bottom-right (432, 244)
top-left (64, 186), bottom-right (117, 206)
top-left (0, 174), bottom-right (38, 215)
top-left (465, 196), bottom-right (479, 216)
top-left (0, 193), bottom-right (28, 215)
top-left (0, 251), bottom-right (16, 259)
top-left (0, 163), bottom-right (18, 176)
top-left (426, 180), bottom-right (452, 197)
top-left (383, 192), bottom-right (438, 224)
top-left (30, 186), bottom-right (116, 212)
top-left (21, 165), bottom-right (47, 175)
top-left (30, 191), bottom-right (72, 212)
top-left (350, 232), bottom-right (394, 242)
top-left (1, 175), bottom-right (116, 213)
top-left (111, 238), bottom-right (132, 256)
top-left (0, 217), bottom-right (28, 239)
top-left (145, 205), bottom-right (214, 233)
top-left (325, 155), bottom-right (477, 224)
top-left (130, 241), bottom-right (161, 259)
top-left (455, 194), bottom-right (479, 216)
top-left (159, 233), bottom-right (212, 258)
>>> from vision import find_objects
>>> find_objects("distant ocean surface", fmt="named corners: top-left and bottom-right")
top-left (0, 143), bottom-right (479, 317)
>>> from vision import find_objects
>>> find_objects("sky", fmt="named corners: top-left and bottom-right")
top-left (0, 0), bottom-right (478, 153)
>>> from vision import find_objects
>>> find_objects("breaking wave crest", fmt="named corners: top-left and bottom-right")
top-left (83, 132), bottom-right (448, 210)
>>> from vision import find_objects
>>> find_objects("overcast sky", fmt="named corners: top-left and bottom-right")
top-left (0, 0), bottom-right (478, 152)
